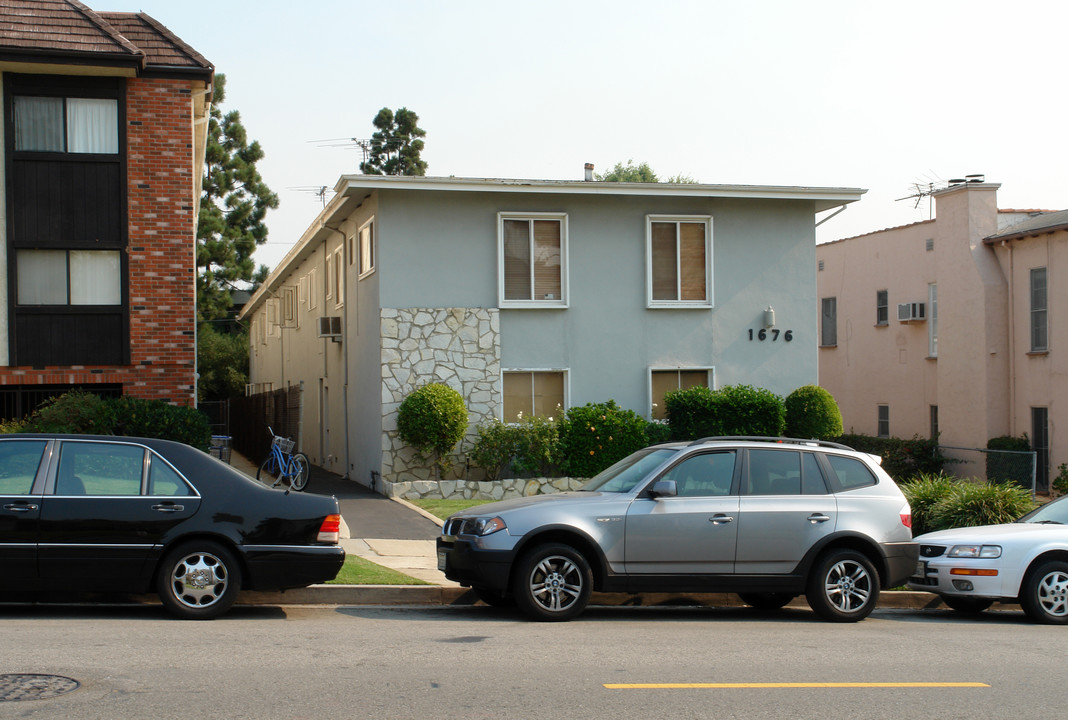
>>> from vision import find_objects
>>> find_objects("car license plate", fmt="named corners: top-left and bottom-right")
top-left (437, 548), bottom-right (448, 572)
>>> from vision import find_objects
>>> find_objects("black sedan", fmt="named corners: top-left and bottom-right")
top-left (0, 434), bottom-right (345, 619)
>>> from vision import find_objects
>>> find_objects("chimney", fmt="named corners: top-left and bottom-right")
top-left (584, 163), bottom-right (594, 182)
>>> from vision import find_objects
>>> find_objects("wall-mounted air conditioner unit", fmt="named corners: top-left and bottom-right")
top-left (317, 316), bottom-right (343, 341)
top-left (897, 302), bottom-right (926, 323)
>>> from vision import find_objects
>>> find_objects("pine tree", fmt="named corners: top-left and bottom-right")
top-left (197, 74), bottom-right (279, 322)
top-left (359, 107), bottom-right (428, 176)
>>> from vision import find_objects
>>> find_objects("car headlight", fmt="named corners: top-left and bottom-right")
top-left (948, 544), bottom-right (1002, 558)
top-left (474, 516), bottom-right (507, 536)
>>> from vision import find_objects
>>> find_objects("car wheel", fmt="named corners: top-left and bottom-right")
top-left (157, 541), bottom-right (242, 620)
top-left (806, 549), bottom-right (880, 622)
top-left (1020, 560), bottom-right (1068, 624)
top-left (941, 595), bottom-right (994, 614)
top-left (739, 593), bottom-right (794, 610)
top-left (512, 543), bottom-right (592, 622)
top-left (473, 586), bottom-right (515, 608)
top-left (290, 453), bottom-right (311, 491)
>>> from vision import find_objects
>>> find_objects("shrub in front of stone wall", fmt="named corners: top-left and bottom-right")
top-left (398, 383), bottom-right (469, 477)
top-left (512, 415), bottom-right (562, 477)
top-left (784, 385), bottom-right (843, 440)
top-left (468, 418), bottom-right (517, 482)
top-left (558, 400), bottom-right (648, 479)
top-left (108, 396), bottom-right (212, 451)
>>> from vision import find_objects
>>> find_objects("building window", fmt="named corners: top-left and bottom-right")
top-left (333, 248), bottom-right (344, 308)
top-left (13, 95), bottom-right (118, 154)
top-left (1031, 267), bottom-right (1048, 352)
top-left (16, 250), bottom-right (121, 305)
top-left (930, 405), bottom-right (939, 441)
top-left (1033, 407), bottom-right (1049, 493)
top-left (281, 286), bottom-right (298, 328)
top-left (925, 238), bottom-right (934, 252)
top-left (650, 368), bottom-right (712, 419)
top-left (647, 215), bottom-right (711, 307)
top-left (499, 213), bottom-right (566, 306)
top-left (359, 218), bottom-right (375, 278)
top-left (876, 289), bottom-right (888, 326)
top-left (877, 405), bottom-right (889, 438)
top-left (821, 297), bottom-right (837, 346)
top-left (503, 370), bottom-right (566, 420)
top-left (928, 283), bottom-right (938, 357)
top-left (308, 269), bottom-right (319, 310)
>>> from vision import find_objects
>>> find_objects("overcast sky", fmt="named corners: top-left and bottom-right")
top-left (108, 0), bottom-right (1066, 270)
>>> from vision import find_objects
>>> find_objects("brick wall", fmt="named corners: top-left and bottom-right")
top-left (0, 76), bottom-right (198, 407)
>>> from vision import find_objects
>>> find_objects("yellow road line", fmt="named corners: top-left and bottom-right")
top-left (604, 682), bottom-right (990, 689)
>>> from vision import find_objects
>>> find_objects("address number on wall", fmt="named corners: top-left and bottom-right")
top-left (748, 329), bottom-right (793, 342)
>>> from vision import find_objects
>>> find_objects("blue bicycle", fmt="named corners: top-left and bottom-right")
top-left (256, 426), bottom-right (310, 492)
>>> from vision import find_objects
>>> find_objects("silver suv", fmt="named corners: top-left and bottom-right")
top-left (438, 437), bottom-right (917, 622)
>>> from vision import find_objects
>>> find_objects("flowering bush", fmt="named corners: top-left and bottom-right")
top-left (558, 400), bottom-right (648, 478)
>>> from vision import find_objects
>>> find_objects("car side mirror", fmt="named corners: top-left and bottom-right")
top-left (649, 479), bottom-right (677, 498)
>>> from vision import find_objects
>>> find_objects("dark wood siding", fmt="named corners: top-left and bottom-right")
top-left (15, 310), bottom-right (124, 366)
top-left (11, 159), bottom-right (122, 247)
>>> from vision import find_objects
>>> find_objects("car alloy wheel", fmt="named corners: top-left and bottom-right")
top-left (513, 543), bottom-right (592, 622)
top-left (157, 541), bottom-right (242, 620)
top-left (1021, 561), bottom-right (1068, 624)
top-left (806, 549), bottom-right (879, 622)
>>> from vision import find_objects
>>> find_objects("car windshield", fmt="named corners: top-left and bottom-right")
top-left (581, 447), bottom-right (679, 493)
top-left (1017, 497), bottom-right (1068, 525)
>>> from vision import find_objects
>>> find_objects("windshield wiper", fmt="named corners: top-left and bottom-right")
top-left (1031, 520), bottom-right (1064, 525)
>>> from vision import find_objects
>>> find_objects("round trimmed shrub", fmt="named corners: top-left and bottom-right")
top-left (397, 383), bottom-right (468, 476)
top-left (784, 385), bottom-right (843, 439)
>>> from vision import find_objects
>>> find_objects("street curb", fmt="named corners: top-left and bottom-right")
top-left (235, 587), bottom-right (978, 611)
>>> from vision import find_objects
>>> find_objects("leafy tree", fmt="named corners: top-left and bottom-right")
top-left (359, 107), bottom-right (428, 176)
top-left (197, 323), bottom-right (250, 401)
top-left (198, 74), bottom-right (279, 322)
top-left (596, 159), bottom-right (698, 183)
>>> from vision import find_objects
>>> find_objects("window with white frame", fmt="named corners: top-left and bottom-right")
top-left (821, 297), bottom-right (837, 346)
top-left (928, 283), bottom-right (938, 357)
top-left (650, 368), bottom-right (712, 419)
top-left (646, 215), bottom-right (712, 307)
top-left (359, 218), bottom-right (375, 278)
top-left (333, 247), bottom-right (344, 308)
top-left (266, 298), bottom-right (280, 338)
top-left (281, 286), bottom-right (298, 328)
top-left (1031, 267), bottom-right (1048, 352)
top-left (308, 269), bottom-right (319, 310)
top-left (503, 370), bottom-right (566, 420)
top-left (498, 213), bottom-right (566, 306)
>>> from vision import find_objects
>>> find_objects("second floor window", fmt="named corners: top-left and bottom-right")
top-left (647, 215), bottom-right (712, 307)
top-left (876, 289), bottom-right (888, 326)
top-left (1031, 267), bottom-right (1048, 351)
top-left (499, 213), bottom-right (566, 306)
top-left (14, 96), bottom-right (118, 154)
top-left (16, 250), bottom-right (120, 305)
top-left (821, 297), bottom-right (837, 346)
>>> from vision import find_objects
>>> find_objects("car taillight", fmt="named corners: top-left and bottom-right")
top-left (900, 506), bottom-right (912, 529)
top-left (318, 514), bottom-right (341, 543)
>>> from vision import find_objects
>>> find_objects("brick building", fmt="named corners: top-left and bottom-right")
top-left (0, 0), bottom-right (213, 415)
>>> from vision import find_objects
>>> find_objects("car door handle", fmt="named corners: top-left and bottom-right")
top-left (152, 504), bottom-right (184, 513)
top-left (710, 514), bottom-right (734, 524)
top-left (3, 503), bottom-right (38, 512)
top-left (807, 513), bottom-right (831, 524)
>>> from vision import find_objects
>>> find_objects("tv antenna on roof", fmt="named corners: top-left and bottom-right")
top-left (287, 185), bottom-right (331, 207)
top-left (895, 174), bottom-right (984, 219)
top-left (308, 137), bottom-right (374, 163)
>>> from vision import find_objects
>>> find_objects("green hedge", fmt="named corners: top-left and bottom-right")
top-left (558, 401), bottom-right (650, 479)
top-left (784, 385), bottom-right (843, 440)
top-left (901, 474), bottom-right (1036, 533)
top-left (833, 433), bottom-right (946, 482)
top-left (665, 384), bottom-right (785, 441)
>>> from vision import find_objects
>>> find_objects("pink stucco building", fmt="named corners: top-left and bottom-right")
top-left (817, 182), bottom-right (1067, 492)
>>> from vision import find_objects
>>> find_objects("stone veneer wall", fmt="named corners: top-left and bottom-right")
top-left (380, 308), bottom-right (500, 492)
top-left (381, 475), bottom-right (586, 501)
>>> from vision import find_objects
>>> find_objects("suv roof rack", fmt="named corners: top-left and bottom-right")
top-left (688, 436), bottom-right (856, 451)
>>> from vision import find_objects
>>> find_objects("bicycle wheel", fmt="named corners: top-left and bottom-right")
top-left (289, 452), bottom-right (311, 491)
top-left (257, 454), bottom-right (282, 487)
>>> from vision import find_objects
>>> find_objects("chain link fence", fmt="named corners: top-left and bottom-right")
top-left (938, 445), bottom-right (1038, 494)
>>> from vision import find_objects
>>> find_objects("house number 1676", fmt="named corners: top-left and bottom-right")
top-left (748, 329), bottom-right (793, 342)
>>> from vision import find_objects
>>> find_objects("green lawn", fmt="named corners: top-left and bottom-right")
top-left (409, 497), bottom-right (495, 520)
top-left (327, 555), bottom-right (430, 585)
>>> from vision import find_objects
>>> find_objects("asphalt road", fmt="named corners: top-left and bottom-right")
top-left (1, 603), bottom-right (1064, 719)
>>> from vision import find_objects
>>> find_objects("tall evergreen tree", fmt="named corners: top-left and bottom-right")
top-left (359, 107), bottom-right (428, 176)
top-left (596, 159), bottom-right (698, 184)
top-left (198, 74), bottom-right (279, 322)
